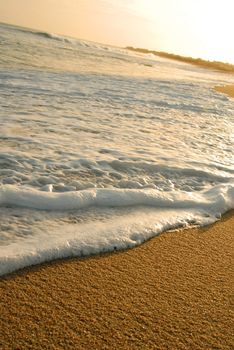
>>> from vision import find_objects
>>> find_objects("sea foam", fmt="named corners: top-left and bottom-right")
top-left (0, 183), bottom-right (234, 212)
top-left (0, 182), bottom-right (234, 276)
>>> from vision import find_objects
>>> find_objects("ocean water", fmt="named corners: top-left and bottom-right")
top-left (0, 23), bottom-right (234, 276)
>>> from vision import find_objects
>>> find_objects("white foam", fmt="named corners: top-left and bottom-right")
top-left (0, 183), bottom-right (234, 276)
top-left (0, 207), bottom-right (221, 277)
top-left (0, 182), bottom-right (233, 212)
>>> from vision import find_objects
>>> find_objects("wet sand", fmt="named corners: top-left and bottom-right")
top-left (1, 211), bottom-right (234, 350)
top-left (215, 84), bottom-right (234, 98)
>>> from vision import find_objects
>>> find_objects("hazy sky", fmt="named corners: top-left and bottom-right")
top-left (0, 0), bottom-right (233, 63)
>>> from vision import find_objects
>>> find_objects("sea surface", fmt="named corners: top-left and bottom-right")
top-left (0, 22), bottom-right (234, 276)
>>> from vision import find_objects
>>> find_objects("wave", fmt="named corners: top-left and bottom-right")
top-left (0, 182), bottom-right (233, 276)
top-left (34, 31), bottom-right (74, 44)
top-left (33, 30), bottom-right (129, 56)
top-left (0, 182), bottom-right (233, 213)
top-left (33, 30), bottom-right (105, 49)
top-left (0, 23), bottom-right (72, 45)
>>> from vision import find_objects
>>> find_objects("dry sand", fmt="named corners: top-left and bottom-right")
top-left (1, 211), bottom-right (234, 350)
top-left (215, 85), bottom-right (234, 98)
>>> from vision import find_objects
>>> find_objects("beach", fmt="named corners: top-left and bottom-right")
top-left (215, 85), bottom-right (234, 98)
top-left (1, 24), bottom-right (234, 350)
top-left (1, 210), bottom-right (233, 350)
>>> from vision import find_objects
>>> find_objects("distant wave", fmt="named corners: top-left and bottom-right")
top-left (33, 30), bottom-right (125, 54)
top-left (35, 31), bottom-right (56, 39)
top-left (34, 31), bottom-right (73, 44)
top-left (0, 22), bottom-right (71, 44)
top-left (0, 22), bottom-right (127, 57)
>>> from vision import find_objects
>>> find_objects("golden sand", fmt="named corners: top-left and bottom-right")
top-left (1, 211), bottom-right (234, 350)
top-left (215, 85), bottom-right (234, 98)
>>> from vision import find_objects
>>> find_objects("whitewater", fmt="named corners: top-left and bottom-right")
top-left (0, 22), bottom-right (234, 276)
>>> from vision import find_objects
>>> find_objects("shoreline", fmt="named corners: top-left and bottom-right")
top-left (1, 210), bottom-right (234, 349)
top-left (214, 84), bottom-right (234, 98)
top-left (126, 47), bottom-right (234, 74)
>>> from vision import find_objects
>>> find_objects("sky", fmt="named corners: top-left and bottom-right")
top-left (0, 0), bottom-right (233, 64)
